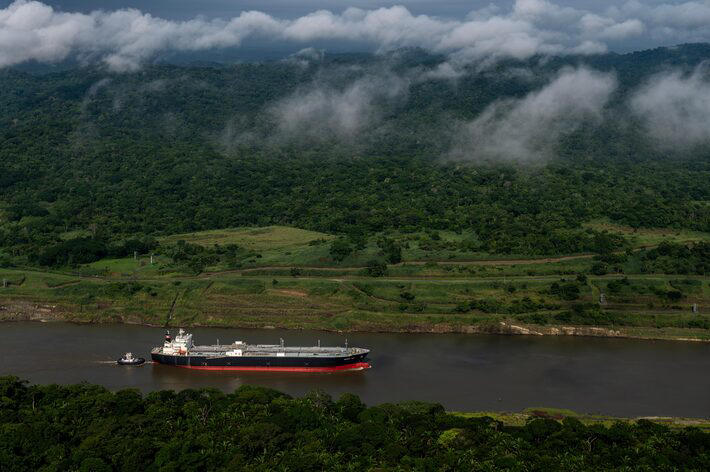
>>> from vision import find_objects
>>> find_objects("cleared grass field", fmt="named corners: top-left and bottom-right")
top-left (584, 219), bottom-right (710, 247)
top-left (1, 224), bottom-right (709, 340)
top-left (159, 226), bottom-right (337, 268)
top-left (2, 262), bottom-right (708, 339)
top-left (151, 222), bottom-right (710, 274)
top-left (160, 226), bottom-right (334, 250)
top-left (84, 256), bottom-right (170, 276)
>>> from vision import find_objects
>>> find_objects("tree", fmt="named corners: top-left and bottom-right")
top-left (591, 262), bottom-right (608, 276)
top-left (365, 260), bottom-right (387, 277)
top-left (329, 238), bottom-right (353, 262)
top-left (377, 238), bottom-right (402, 264)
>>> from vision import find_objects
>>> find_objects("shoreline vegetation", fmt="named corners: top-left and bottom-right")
top-left (2, 376), bottom-right (709, 470)
top-left (2, 376), bottom-right (708, 430)
top-left (1, 224), bottom-right (709, 343)
top-left (2, 313), bottom-right (710, 344)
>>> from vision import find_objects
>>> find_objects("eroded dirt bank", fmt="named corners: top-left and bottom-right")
top-left (1, 300), bottom-right (707, 342)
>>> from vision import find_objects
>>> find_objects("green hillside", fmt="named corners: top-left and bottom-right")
top-left (1, 223), bottom-right (709, 341)
top-left (0, 46), bottom-right (709, 337)
top-left (1, 45), bottom-right (709, 270)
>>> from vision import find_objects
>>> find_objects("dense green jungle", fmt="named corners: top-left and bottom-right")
top-left (4, 1), bottom-right (710, 470)
top-left (2, 35), bottom-right (710, 472)
top-left (1, 44), bottom-right (709, 266)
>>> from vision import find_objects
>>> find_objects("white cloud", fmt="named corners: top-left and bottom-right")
top-left (630, 65), bottom-right (710, 148)
top-left (1, 1), bottom-right (708, 71)
top-left (451, 67), bottom-right (617, 161)
top-left (580, 14), bottom-right (645, 40)
top-left (269, 72), bottom-right (410, 140)
top-left (616, 1), bottom-right (710, 44)
top-left (571, 40), bottom-right (608, 55)
top-left (647, 1), bottom-right (710, 29)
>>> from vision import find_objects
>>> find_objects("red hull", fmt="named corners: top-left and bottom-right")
top-left (154, 361), bottom-right (371, 372)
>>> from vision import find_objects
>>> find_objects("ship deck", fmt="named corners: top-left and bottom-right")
top-left (152, 345), bottom-right (369, 358)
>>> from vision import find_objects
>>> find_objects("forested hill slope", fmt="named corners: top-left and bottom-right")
top-left (0, 45), bottom-right (709, 264)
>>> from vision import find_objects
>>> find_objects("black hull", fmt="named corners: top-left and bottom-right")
top-left (117, 358), bottom-right (146, 366)
top-left (151, 352), bottom-right (370, 372)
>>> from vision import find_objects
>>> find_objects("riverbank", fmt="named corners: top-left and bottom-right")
top-left (456, 407), bottom-right (710, 430)
top-left (1, 235), bottom-right (708, 343)
top-left (2, 298), bottom-right (709, 342)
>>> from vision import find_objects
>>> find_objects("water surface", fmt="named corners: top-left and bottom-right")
top-left (1, 322), bottom-right (709, 417)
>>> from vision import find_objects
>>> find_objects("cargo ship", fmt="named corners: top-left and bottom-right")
top-left (151, 329), bottom-right (371, 372)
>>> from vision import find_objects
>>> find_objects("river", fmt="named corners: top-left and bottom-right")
top-left (1, 322), bottom-right (709, 417)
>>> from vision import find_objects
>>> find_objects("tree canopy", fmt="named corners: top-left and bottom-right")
top-left (1, 377), bottom-right (709, 471)
top-left (0, 45), bottom-right (709, 266)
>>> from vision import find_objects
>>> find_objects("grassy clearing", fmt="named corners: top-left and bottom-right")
top-left (584, 219), bottom-right (710, 247)
top-left (84, 256), bottom-right (170, 276)
top-left (1, 225), bottom-right (708, 340)
top-left (160, 226), bottom-right (334, 250)
top-left (160, 226), bottom-right (339, 268)
top-left (2, 265), bottom-right (709, 340)
top-left (153, 223), bottom-right (710, 272)
top-left (158, 226), bottom-right (583, 269)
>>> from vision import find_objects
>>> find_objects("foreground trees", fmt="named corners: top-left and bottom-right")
top-left (1, 377), bottom-right (708, 471)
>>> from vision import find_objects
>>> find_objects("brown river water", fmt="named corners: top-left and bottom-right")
top-left (1, 322), bottom-right (709, 417)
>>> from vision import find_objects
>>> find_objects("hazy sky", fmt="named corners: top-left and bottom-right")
top-left (2, 1), bottom-right (710, 69)
top-left (7, 1), bottom-right (510, 19)
top-left (25, 1), bottom-right (695, 19)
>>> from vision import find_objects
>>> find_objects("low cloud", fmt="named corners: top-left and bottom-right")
top-left (269, 72), bottom-right (410, 141)
top-left (450, 67), bottom-right (617, 162)
top-left (1, 1), bottom-right (707, 71)
top-left (630, 65), bottom-right (710, 149)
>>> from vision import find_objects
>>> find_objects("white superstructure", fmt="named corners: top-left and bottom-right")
top-left (162, 328), bottom-right (194, 355)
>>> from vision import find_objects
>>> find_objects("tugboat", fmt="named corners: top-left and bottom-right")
top-left (117, 352), bottom-right (146, 366)
top-left (151, 329), bottom-right (370, 372)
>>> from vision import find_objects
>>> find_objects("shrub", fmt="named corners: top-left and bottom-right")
top-left (591, 262), bottom-right (608, 275)
top-left (37, 237), bottom-right (108, 267)
top-left (400, 291), bottom-right (416, 301)
top-left (329, 238), bottom-right (353, 262)
top-left (365, 260), bottom-right (387, 277)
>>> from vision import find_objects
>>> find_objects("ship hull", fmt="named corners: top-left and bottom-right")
top-left (151, 352), bottom-right (370, 372)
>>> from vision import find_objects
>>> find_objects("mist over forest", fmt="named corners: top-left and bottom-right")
top-left (3, 4), bottom-right (710, 472)
top-left (1, 0), bottom-right (710, 265)
top-left (1, 43), bottom-right (709, 264)
top-left (7, 43), bottom-right (710, 160)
